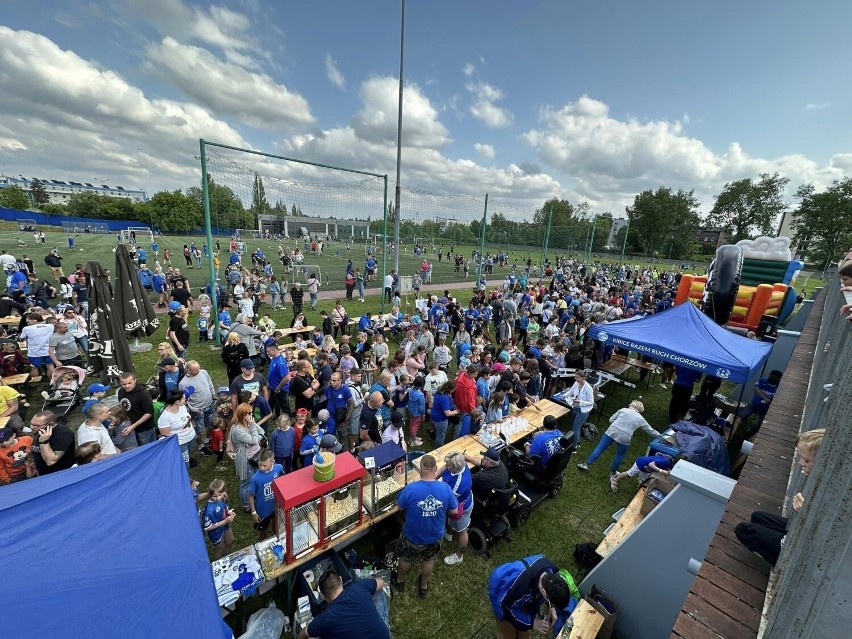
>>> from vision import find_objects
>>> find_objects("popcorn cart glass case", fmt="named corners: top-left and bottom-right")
top-left (272, 452), bottom-right (366, 563)
top-left (357, 442), bottom-right (407, 515)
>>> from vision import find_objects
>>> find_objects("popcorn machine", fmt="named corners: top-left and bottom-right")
top-left (357, 442), bottom-right (408, 515)
top-left (271, 452), bottom-right (366, 564)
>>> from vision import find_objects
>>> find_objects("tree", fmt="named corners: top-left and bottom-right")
top-left (625, 187), bottom-right (700, 258)
top-left (145, 190), bottom-right (202, 232)
top-left (791, 178), bottom-right (852, 269)
top-left (0, 185), bottom-right (31, 210)
top-left (64, 191), bottom-right (103, 217)
top-left (251, 174), bottom-right (269, 217)
top-left (30, 179), bottom-right (49, 205)
top-left (705, 172), bottom-right (789, 243)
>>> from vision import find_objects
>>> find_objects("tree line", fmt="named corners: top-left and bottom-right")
top-left (0, 173), bottom-right (848, 266)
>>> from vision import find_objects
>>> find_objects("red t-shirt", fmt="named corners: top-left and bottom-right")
top-left (208, 429), bottom-right (224, 453)
top-left (0, 435), bottom-right (32, 483)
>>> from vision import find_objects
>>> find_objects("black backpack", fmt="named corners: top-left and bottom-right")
top-left (574, 542), bottom-right (602, 571)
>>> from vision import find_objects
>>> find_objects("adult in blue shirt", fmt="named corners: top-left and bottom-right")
top-left (524, 415), bottom-right (564, 465)
top-left (229, 252), bottom-right (240, 265)
top-left (324, 372), bottom-right (354, 443)
top-left (8, 268), bottom-right (28, 295)
top-left (392, 454), bottom-right (458, 599)
top-left (736, 369), bottom-right (782, 428)
top-left (668, 366), bottom-right (702, 423)
top-left (265, 343), bottom-right (291, 418)
top-left (440, 451), bottom-right (474, 566)
top-left (136, 247), bottom-right (147, 265)
top-left (302, 571), bottom-right (390, 639)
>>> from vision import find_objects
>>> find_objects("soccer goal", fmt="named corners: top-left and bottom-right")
top-left (235, 228), bottom-right (261, 239)
top-left (292, 264), bottom-right (322, 285)
top-left (17, 218), bottom-right (38, 233)
top-left (119, 227), bottom-right (154, 244)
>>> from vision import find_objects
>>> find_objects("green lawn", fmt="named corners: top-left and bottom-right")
top-left (7, 224), bottom-right (826, 637)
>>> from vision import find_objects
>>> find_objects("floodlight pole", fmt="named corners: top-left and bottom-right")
top-left (199, 139), bottom-right (219, 344)
top-left (393, 0), bottom-right (406, 276)
top-left (620, 217), bottom-right (631, 265)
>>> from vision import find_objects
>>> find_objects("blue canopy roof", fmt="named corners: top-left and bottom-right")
top-left (0, 437), bottom-right (230, 639)
top-left (587, 302), bottom-right (772, 383)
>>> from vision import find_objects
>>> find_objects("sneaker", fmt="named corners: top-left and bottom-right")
top-left (412, 437), bottom-right (423, 446)
top-left (610, 477), bottom-right (619, 492)
top-left (242, 505), bottom-right (251, 513)
top-left (443, 553), bottom-right (463, 566)
top-left (443, 532), bottom-right (453, 542)
top-left (215, 465), bottom-right (227, 471)
top-left (659, 383), bottom-right (667, 389)
top-left (40, 391), bottom-right (50, 400)
top-left (390, 574), bottom-right (405, 593)
top-left (576, 462), bottom-right (589, 471)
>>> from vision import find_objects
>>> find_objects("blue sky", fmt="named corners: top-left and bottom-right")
top-left (0, 0), bottom-right (849, 220)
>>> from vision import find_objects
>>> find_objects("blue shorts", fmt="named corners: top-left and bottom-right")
top-left (447, 504), bottom-right (472, 533)
top-left (29, 355), bottom-right (51, 367)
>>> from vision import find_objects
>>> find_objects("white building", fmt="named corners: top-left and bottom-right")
top-left (0, 175), bottom-right (148, 205)
top-left (606, 217), bottom-right (629, 248)
top-left (776, 211), bottom-right (809, 261)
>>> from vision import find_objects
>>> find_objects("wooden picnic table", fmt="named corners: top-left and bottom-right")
top-left (494, 399), bottom-right (572, 445)
top-left (411, 434), bottom-right (487, 470)
top-left (0, 316), bottom-right (22, 326)
top-left (1, 372), bottom-right (31, 400)
top-left (278, 325), bottom-right (315, 337)
top-left (598, 359), bottom-right (632, 376)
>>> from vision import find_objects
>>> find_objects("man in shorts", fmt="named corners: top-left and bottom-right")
top-left (391, 454), bottom-right (458, 599)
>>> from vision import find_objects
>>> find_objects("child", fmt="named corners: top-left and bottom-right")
top-left (462, 408), bottom-right (486, 436)
top-left (202, 479), bottom-right (236, 559)
top-left (292, 408), bottom-right (308, 467)
top-left (270, 414), bottom-right (296, 473)
top-left (0, 342), bottom-right (29, 376)
top-left (299, 420), bottom-right (322, 466)
top-left (196, 314), bottom-right (209, 342)
top-left (248, 449), bottom-right (284, 541)
top-left (408, 376), bottom-right (426, 447)
top-left (198, 293), bottom-right (212, 337)
top-left (107, 405), bottom-right (138, 452)
top-left (81, 383), bottom-right (110, 417)
top-left (258, 314), bottom-right (276, 334)
top-left (41, 370), bottom-right (79, 401)
top-left (214, 386), bottom-right (234, 425)
top-left (200, 417), bottom-right (226, 470)
top-left (610, 453), bottom-right (678, 493)
top-left (315, 409), bottom-right (331, 436)
top-left (485, 392), bottom-right (505, 424)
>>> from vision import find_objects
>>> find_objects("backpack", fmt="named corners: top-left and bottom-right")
top-left (574, 542), bottom-right (602, 571)
top-left (345, 381), bottom-right (364, 408)
top-left (581, 422), bottom-right (598, 440)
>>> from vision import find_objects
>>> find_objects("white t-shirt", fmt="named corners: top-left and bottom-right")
top-left (0, 254), bottom-right (16, 271)
top-left (158, 406), bottom-right (196, 445)
top-left (77, 422), bottom-right (118, 455)
top-left (21, 323), bottom-right (54, 357)
top-left (425, 371), bottom-right (448, 394)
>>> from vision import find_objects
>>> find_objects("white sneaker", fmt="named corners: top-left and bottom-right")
top-left (412, 437), bottom-right (423, 446)
top-left (443, 532), bottom-right (453, 542)
top-left (576, 462), bottom-right (589, 471)
top-left (41, 391), bottom-right (50, 400)
top-left (610, 477), bottom-right (619, 492)
top-left (659, 383), bottom-right (667, 389)
top-left (443, 553), bottom-right (463, 565)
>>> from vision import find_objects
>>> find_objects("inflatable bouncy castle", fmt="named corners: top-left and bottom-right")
top-left (675, 236), bottom-right (803, 329)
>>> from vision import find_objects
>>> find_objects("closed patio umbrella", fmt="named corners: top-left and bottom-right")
top-left (85, 260), bottom-right (134, 379)
top-left (114, 244), bottom-right (159, 352)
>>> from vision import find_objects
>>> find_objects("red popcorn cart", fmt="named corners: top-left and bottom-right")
top-left (271, 452), bottom-right (366, 564)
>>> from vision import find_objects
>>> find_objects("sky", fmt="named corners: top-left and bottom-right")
top-left (0, 0), bottom-right (850, 222)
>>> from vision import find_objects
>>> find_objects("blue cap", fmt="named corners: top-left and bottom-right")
top-left (169, 301), bottom-right (181, 312)
top-left (217, 386), bottom-right (229, 394)
top-left (240, 359), bottom-right (255, 369)
top-left (88, 383), bottom-right (110, 394)
top-left (182, 385), bottom-right (195, 400)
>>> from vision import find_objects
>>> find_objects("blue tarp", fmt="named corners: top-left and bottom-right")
top-left (587, 302), bottom-right (772, 383)
top-left (0, 437), bottom-right (231, 639)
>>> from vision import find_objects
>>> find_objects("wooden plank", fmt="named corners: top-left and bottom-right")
top-left (672, 613), bottom-right (726, 639)
top-left (278, 325), bottom-right (316, 337)
top-left (0, 316), bottom-right (22, 326)
top-left (703, 545), bottom-right (770, 590)
top-left (595, 487), bottom-right (646, 558)
top-left (560, 599), bottom-right (605, 639)
top-left (690, 575), bottom-right (761, 632)
top-left (681, 592), bottom-right (755, 639)
top-left (1, 373), bottom-right (30, 386)
top-left (411, 435), bottom-right (486, 470)
top-left (694, 562), bottom-right (767, 610)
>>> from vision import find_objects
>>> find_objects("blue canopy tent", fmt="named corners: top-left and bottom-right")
top-left (0, 438), bottom-right (231, 639)
top-left (587, 302), bottom-right (772, 383)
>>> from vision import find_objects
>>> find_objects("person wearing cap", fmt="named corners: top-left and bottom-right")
top-left (158, 357), bottom-right (186, 400)
top-left (525, 415), bottom-right (564, 466)
top-left (229, 358), bottom-right (268, 411)
top-left (464, 447), bottom-right (509, 498)
top-left (179, 360), bottom-right (216, 439)
top-left (319, 432), bottom-right (344, 455)
top-left (0, 426), bottom-right (33, 484)
top-left (81, 383), bottom-right (110, 417)
top-left (381, 410), bottom-right (407, 450)
top-left (158, 390), bottom-right (195, 470)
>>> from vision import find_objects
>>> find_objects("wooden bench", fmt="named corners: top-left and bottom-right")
top-left (558, 599), bottom-right (605, 638)
top-left (595, 486), bottom-right (647, 559)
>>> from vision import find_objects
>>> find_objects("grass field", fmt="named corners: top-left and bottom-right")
top-left (4, 224), bottom-right (826, 638)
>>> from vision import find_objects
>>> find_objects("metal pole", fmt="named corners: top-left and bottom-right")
top-left (393, 0), bottom-right (405, 276)
top-left (476, 194), bottom-right (488, 286)
top-left (381, 176), bottom-right (388, 314)
top-left (541, 207), bottom-right (553, 271)
top-left (588, 214), bottom-right (598, 262)
top-left (199, 139), bottom-right (219, 344)
top-left (620, 217), bottom-right (631, 265)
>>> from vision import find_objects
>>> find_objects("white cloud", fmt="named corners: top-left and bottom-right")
top-left (145, 37), bottom-right (314, 130)
top-left (474, 143), bottom-right (495, 159)
top-left (462, 63), bottom-right (475, 77)
top-left (0, 27), bottom-right (247, 189)
top-left (465, 80), bottom-right (514, 128)
top-left (804, 102), bottom-right (830, 111)
top-left (325, 53), bottom-right (346, 90)
top-left (352, 76), bottom-right (451, 149)
top-left (522, 94), bottom-right (848, 213)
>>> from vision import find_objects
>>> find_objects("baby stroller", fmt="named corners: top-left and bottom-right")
top-left (41, 365), bottom-right (87, 420)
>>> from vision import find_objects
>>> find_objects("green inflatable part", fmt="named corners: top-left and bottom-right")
top-left (742, 258), bottom-right (790, 268)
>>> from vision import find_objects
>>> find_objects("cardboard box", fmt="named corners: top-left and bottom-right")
top-left (640, 474), bottom-right (676, 516)
top-left (584, 585), bottom-right (619, 639)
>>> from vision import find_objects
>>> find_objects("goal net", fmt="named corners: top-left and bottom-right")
top-left (235, 228), bottom-right (261, 239)
top-left (291, 264), bottom-right (322, 285)
top-left (119, 227), bottom-right (154, 244)
top-left (17, 218), bottom-right (38, 232)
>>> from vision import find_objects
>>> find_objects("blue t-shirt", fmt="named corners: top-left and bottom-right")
top-left (635, 454), bottom-right (673, 473)
top-left (163, 370), bottom-right (179, 393)
top-left (441, 467), bottom-right (473, 511)
top-left (750, 377), bottom-right (778, 411)
top-left (674, 367), bottom-right (702, 388)
top-left (300, 431), bottom-right (323, 465)
top-left (218, 310), bottom-right (232, 328)
top-left (202, 500), bottom-right (230, 544)
top-left (267, 355), bottom-right (290, 392)
top-left (270, 427), bottom-right (295, 458)
top-left (529, 430), bottom-right (564, 464)
top-left (306, 579), bottom-right (390, 639)
top-left (430, 393), bottom-right (454, 423)
top-left (397, 480), bottom-right (459, 545)
top-left (476, 378), bottom-right (491, 402)
top-left (249, 464), bottom-right (284, 518)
